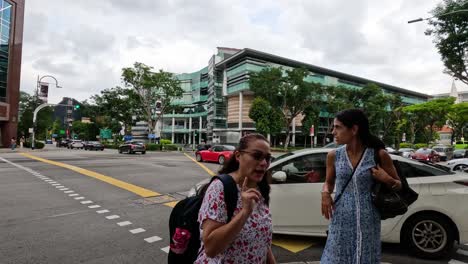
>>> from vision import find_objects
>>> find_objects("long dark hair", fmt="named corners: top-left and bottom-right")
top-left (335, 109), bottom-right (385, 150)
top-left (219, 133), bottom-right (271, 205)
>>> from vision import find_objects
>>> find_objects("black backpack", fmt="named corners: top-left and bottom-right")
top-left (168, 174), bottom-right (238, 264)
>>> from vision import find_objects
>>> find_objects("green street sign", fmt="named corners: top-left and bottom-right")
top-left (59, 130), bottom-right (65, 135)
top-left (100, 129), bottom-right (112, 139)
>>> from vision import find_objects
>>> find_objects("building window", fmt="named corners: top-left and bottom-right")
top-left (0, 0), bottom-right (11, 102)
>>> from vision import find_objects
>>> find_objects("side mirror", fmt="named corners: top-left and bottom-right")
top-left (272, 171), bottom-right (287, 183)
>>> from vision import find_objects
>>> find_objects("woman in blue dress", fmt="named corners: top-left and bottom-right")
top-left (320, 109), bottom-right (402, 264)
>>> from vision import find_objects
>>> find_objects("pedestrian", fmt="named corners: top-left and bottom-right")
top-left (10, 137), bottom-right (16, 150)
top-left (20, 136), bottom-right (25, 148)
top-left (195, 133), bottom-right (276, 264)
top-left (320, 109), bottom-right (402, 264)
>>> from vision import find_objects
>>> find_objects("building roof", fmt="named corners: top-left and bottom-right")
top-left (216, 48), bottom-right (431, 99)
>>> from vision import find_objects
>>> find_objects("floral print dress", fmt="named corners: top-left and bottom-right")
top-left (195, 179), bottom-right (272, 264)
top-left (321, 146), bottom-right (381, 264)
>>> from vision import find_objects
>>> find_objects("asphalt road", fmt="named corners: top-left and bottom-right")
top-left (0, 146), bottom-right (467, 264)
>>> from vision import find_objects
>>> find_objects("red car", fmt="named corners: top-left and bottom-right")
top-left (195, 145), bottom-right (235, 165)
top-left (411, 148), bottom-right (440, 163)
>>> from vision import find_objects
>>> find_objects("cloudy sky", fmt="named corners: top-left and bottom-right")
top-left (21, 0), bottom-right (467, 103)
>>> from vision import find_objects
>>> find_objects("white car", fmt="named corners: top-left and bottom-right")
top-left (68, 140), bottom-right (84, 149)
top-left (447, 158), bottom-right (468, 172)
top-left (190, 148), bottom-right (468, 259)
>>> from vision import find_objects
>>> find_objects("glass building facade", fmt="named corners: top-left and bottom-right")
top-left (158, 47), bottom-right (430, 145)
top-left (0, 0), bottom-right (11, 102)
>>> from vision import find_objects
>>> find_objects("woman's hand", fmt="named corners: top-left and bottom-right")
top-left (241, 177), bottom-right (260, 215)
top-left (370, 165), bottom-right (389, 182)
top-left (321, 192), bottom-right (334, 220)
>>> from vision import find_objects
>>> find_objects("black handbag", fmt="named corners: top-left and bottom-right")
top-left (371, 151), bottom-right (418, 220)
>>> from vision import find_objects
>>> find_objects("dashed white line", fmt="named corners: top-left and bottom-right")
top-left (96, 210), bottom-right (110, 214)
top-left (81, 201), bottom-right (93, 204)
top-left (161, 246), bottom-right (170, 253)
top-left (144, 236), bottom-right (162, 243)
top-left (51, 183), bottom-right (61, 186)
top-left (69, 194), bottom-right (79, 197)
top-left (74, 197), bottom-right (85, 200)
top-left (457, 249), bottom-right (468, 256)
top-left (88, 205), bottom-right (101, 209)
top-left (59, 188), bottom-right (69, 191)
top-left (129, 228), bottom-right (146, 234)
top-left (55, 186), bottom-right (65, 188)
top-left (106, 215), bottom-right (120, 220)
top-left (117, 221), bottom-right (132, 226)
top-left (64, 190), bottom-right (74, 193)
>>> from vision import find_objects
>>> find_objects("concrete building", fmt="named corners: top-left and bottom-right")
top-left (432, 81), bottom-right (468, 103)
top-left (0, 0), bottom-right (24, 147)
top-left (158, 47), bottom-right (430, 145)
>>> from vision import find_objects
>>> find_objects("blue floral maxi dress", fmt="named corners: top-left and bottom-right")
top-left (321, 146), bottom-right (381, 264)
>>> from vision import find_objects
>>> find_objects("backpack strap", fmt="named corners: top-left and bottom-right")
top-left (209, 174), bottom-right (238, 222)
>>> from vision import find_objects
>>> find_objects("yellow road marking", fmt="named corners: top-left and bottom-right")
top-left (20, 153), bottom-right (160, 198)
top-left (183, 153), bottom-right (216, 176)
top-left (164, 201), bottom-right (179, 208)
top-left (272, 236), bottom-right (316, 253)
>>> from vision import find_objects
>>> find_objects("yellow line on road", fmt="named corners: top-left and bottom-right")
top-left (20, 153), bottom-right (160, 198)
top-left (183, 153), bottom-right (216, 176)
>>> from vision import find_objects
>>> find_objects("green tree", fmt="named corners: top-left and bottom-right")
top-left (249, 67), bottom-right (319, 148)
top-left (447, 102), bottom-right (468, 143)
top-left (249, 97), bottom-right (283, 138)
top-left (17, 91), bottom-right (54, 140)
top-left (426, 0), bottom-right (468, 85)
top-left (403, 97), bottom-right (455, 144)
top-left (301, 104), bottom-right (321, 147)
top-left (122, 62), bottom-right (183, 138)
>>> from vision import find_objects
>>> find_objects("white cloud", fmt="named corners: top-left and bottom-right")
top-left (20, 0), bottom-right (467, 104)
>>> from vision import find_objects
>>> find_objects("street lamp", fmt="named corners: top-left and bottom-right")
top-left (408, 9), bottom-right (468, 23)
top-left (32, 75), bottom-right (62, 149)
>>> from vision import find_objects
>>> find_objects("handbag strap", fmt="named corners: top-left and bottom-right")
top-left (334, 149), bottom-right (366, 204)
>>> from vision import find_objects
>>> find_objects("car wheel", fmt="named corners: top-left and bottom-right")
top-left (402, 213), bottom-right (455, 259)
top-left (101, 149), bottom-right (104, 151)
top-left (196, 153), bottom-right (203, 162)
top-left (118, 148), bottom-right (122, 154)
top-left (142, 151), bottom-right (146, 155)
top-left (218, 156), bottom-right (225, 165)
top-left (454, 164), bottom-right (468, 172)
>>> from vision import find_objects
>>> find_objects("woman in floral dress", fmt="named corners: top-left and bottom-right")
top-left (195, 133), bottom-right (276, 264)
top-left (321, 109), bottom-right (402, 264)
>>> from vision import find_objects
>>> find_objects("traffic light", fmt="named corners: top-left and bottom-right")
top-left (74, 104), bottom-right (80, 110)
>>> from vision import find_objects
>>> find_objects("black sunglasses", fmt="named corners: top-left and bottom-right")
top-left (240, 150), bottom-right (273, 163)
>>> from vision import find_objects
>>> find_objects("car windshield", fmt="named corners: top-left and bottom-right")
top-left (416, 149), bottom-right (432, 154)
top-left (433, 147), bottom-right (445, 152)
top-left (223, 145), bottom-right (235, 151)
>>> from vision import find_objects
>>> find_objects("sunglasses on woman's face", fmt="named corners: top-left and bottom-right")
top-left (240, 150), bottom-right (273, 163)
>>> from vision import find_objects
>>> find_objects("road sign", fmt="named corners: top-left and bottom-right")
top-left (124, 135), bottom-right (133, 141)
top-left (59, 129), bottom-right (65, 135)
top-left (100, 129), bottom-right (112, 139)
top-left (29, 127), bottom-right (33, 133)
top-left (309, 125), bottom-right (315, 137)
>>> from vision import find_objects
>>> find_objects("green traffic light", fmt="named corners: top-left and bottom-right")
top-left (74, 105), bottom-right (80, 110)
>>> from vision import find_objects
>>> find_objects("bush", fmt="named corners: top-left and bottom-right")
top-left (146, 143), bottom-right (162, 151)
top-left (103, 143), bottom-right (118, 149)
top-left (162, 144), bottom-right (178, 151)
top-left (399, 143), bottom-right (413, 149)
top-left (414, 143), bottom-right (428, 149)
top-left (23, 141), bottom-right (45, 149)
top-left (160, 139), bottom-right (172, 145)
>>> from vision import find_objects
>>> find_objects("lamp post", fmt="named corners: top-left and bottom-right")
top-left (408, 9), bottom-right (468, 23)
top-left (32, 75), bottom-right (62, 149)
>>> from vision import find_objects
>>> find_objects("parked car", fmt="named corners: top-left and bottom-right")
top-left (68, 140), bottom-right (84, 149)
top-left (453, 149), bottom-right (468, 159)
top-left (385, 146), bottom-right (400, 155)
top-left (45, 139), bottom-right (53, 144)
top-left (56, 139), bottom-right (71, 148)
top-left (195, 145), bottom-right (235, 165)
top-left (84, 141), bottom-right (104, 151)
top-left (118, 141), bottom-right (146, 154)
top-left (189, 148), bottom-right (468, 258)
top-left (432, 145), bottom-right (454, 161)
top-left (398, 148), bottom-right (415, 158)
top-left (446, 158), bottom-right (468, 172)
top-left (410, 148), bottom-right (440, 163)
